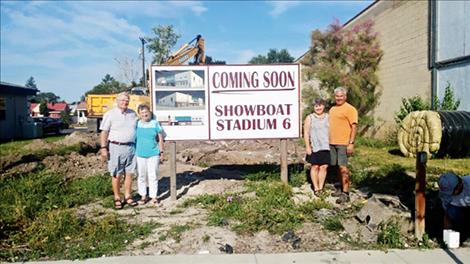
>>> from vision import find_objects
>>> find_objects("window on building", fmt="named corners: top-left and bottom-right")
top-left (0, 97), bottom-right (6, 120)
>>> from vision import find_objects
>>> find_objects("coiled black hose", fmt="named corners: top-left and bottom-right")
top-left (436, 111), bottom-right (470, 158)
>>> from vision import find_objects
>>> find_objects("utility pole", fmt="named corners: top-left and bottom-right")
top-left (139, 37), bottom-right (147, 89)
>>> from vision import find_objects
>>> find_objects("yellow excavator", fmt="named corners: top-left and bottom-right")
top-left (165, 34), bottom-right (205, 65)
top-left (86, 35), bottom-right (205, 131)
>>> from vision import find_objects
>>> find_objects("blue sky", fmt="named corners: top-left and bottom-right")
top-left (1, 1), bottom-right (372, 102)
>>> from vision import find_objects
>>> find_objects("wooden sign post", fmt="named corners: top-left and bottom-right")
top-left (415, 151), bottom-right (427, 240)
top-left (170, 141), bottom-right (177, 201)
top-left (280, 139), bottom-right (288, 184)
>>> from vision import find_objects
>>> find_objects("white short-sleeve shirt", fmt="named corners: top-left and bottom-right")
top-left (100, 107), bottom-right (138, 143)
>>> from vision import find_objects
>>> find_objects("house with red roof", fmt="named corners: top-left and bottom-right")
top-left (29, 102), bottom-right (69, 118)
top-left (30, 103), bottom-right (40, 116)
top-left (47, 102), bottom-right (69, 118)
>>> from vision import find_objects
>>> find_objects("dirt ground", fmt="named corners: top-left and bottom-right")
top-left (2, 132), bottom-right (435, 255)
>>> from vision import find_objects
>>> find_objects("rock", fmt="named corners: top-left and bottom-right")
top-left (218, 243), bottom-right (233, 254)
top-left (281, 230), bottom-right (301, 249)
top-left (355, 194), bottom-right (412, 232)
top-left (313, 208), bottom-right (335, 221)
top-left (342, 218), bottom-right (376, 242)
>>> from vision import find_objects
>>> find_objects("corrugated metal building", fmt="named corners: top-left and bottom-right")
top-left (0, 81), bottom-right (38, 140)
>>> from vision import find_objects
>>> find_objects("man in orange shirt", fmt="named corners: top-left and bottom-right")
top-left (329, 87), bottom-right (358, 204)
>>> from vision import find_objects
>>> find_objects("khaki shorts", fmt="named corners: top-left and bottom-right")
top-left (108, 143), bottom-right (136, 177)
top-left (330, 145), bottom-right (348, 166)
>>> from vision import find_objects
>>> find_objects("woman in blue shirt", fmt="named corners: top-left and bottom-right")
top-left (136, 104), bottom-right (164, 206)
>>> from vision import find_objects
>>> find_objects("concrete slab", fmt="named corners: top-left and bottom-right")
top-left (24, 248), bottom-right (470, 264)
top-left (392, 248), bottom-right (470, 264)
top-left (255, 251), bottom-right (404, 264)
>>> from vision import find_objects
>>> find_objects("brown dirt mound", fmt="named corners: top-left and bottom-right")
top-left (57, 132), bottom-right (100, 148)
top-left (24, 139), bottom-right (54, 151)
top-left (42, 152), bottom-right (106, 179)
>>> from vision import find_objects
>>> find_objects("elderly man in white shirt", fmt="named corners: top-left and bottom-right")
top-left (100, 92), bottom-right (138, 209)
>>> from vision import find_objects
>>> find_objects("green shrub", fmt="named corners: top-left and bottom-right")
top-left (394, 96), bottom-right (430, 124)
top-left (377, 220), bottom-right (404, 248)
top-left (436, 82), bottom-right (460, 110)
top-left (395, 82), bottom-right (460, 124)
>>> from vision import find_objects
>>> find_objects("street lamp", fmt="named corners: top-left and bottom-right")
top-left (139, 37), bottom-right (147, 90)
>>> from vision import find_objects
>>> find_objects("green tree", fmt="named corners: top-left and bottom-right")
top-left (60, 109), bottom-right (71, 126)
top-left (84, 74), bottom-right (127, 97)
top-left (39, 100), bottom-right (49, 117)
top-left (302, 19), bottom-right (383, 132)
top-left (146, 25), bottom-right (181, 65)
top-left (249, 49), bottom-right (294, 64)
top-left (31, 92), bottom-right (61, 103)
top-left (25, 76), bottom-right (37, 89)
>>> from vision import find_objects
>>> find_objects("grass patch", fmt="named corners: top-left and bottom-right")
top-left (297, 199), bottom-right (332, 221)
top-left (241, 163), bottom-right (306, 188)
top-left (184, 181), bottom-right (333, 235)
top-left (322, 216), bottom-right (344, 232)
top-left (1, 209), bottom-right (156, 261)
top-left (166, 224), bottom-right (193, 243)
top-left (0, 135), bottom-right (65, 154)
top-left (0, 170), bottom-right (122, 261)
top-left (351, 142), bottom-right (470, 176)
top-left (0, 135), bottom-right (67, 156)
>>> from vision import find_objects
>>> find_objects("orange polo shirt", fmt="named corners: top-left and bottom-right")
top-left (329, 102), bottom-right (358, 145)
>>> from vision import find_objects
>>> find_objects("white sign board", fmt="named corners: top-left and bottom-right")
top-left (151, 65), bottom-right (209, 140)
top-left (151, 64), bottom-right (300, 141)
top-left (208, 64), bottom-right (300, 140)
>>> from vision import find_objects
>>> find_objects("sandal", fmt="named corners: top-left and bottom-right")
top-left (114, 199), bottom-right (123, 210)
top-left (149, 198), bottom-right (161, 207)
top-left (125, 197), bottom-right (138, 207)
top-left (137, 197), bottom-right (147, 205)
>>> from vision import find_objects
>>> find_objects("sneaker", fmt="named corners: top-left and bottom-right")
top-left (331, 189), bottom-right (343, 197)
top-left (335, 193), bottom-right (350, 204)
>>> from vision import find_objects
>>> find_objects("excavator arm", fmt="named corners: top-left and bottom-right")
top-left (165, 35), bottom-right (205, 65)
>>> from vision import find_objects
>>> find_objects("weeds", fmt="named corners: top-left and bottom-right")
top-left (1, 210), bottom-right (156, 261)
top-left (0, 169), bottom-right (136, 261)
top-left (322, 216), bottom-right (344, 232)
top-left (161, 224), bottom-right (193, 243)
top-left (377, 220), bottom-right (404, 248)
top-left (297, 200), bottom-right (332, 222)
top-left (185, 181), bottom-right (334, 235)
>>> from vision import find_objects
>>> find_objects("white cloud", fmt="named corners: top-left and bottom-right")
top-left (68, 1), bottom-right (207, 18)
top-left (268, 1), bottom-right (301, 17)
top-left (0, 2), bottom-right (153, 101)
top-left (232, 49), bottom-right (257, 64)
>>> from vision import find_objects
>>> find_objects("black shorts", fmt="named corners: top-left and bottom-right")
top-left (306, 150), bottom-right (330, 165)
